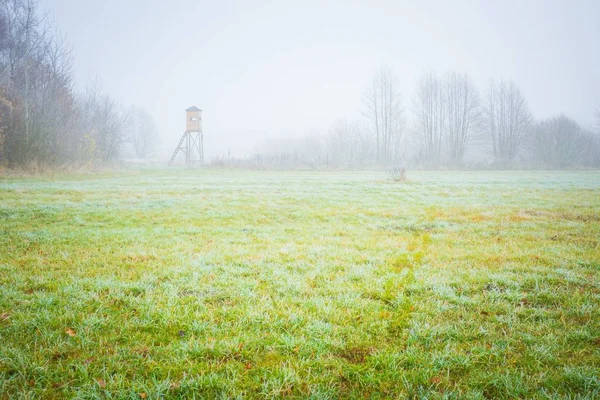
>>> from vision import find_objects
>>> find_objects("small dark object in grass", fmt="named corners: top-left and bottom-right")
top-left (387, 167), bottom-right (406, 182)
top-left (178, 330), bottom-right (186, 337)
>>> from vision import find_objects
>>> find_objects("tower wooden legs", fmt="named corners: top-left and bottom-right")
top-left (168, 131), bottom-right (204, 166)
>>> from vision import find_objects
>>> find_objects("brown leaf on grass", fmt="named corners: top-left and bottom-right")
top-left (169, 381), bottom-right (181, 390)
top-left (244, 362), bottom-right (252, 370)
top-left (519, 298), bottom-right (529, 307)
top-left (95, 378), bottom-right (106, 388)
top-left (430, 376), bottom-right (442, 384)
top-left (65, 328), bottom-right (76, 337)
top-left (0, 312), bottom-right (10, 321)
top-left (139, 393), bottom-right (147, 399)
top-left (135, 347), bottom-right (150, 358)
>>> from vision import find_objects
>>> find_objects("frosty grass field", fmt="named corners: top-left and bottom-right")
top-left (0, 169), bottom-right (599, 399)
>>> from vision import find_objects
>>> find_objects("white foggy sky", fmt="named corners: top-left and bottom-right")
top-left (42, 0), bottom-right (600, 158)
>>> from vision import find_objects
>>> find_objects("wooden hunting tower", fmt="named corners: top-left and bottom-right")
top-left (186, 106), bottom-right (202, 132)
top-left (168, 106), bottom-right (204, 166)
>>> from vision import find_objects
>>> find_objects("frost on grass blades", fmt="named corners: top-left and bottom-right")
top-left (1, 170), bottom-right (599, 398)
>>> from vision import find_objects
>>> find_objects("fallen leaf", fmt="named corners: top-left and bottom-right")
top-left (139, 393), bottom-right (147, 399)
top-left (245, 362), bottom-right (252, 370)
top-left (65, 328), bottom-right (76, 337)
top-left (95, 378), bottom-right (106, 388)
top-left (519, 298), bottom-right (529, 306)
top-left (135, 347), bottom-right (150, 357)
top-left (0, 312), bottom-right (10, 321)
top-left (169, 381), bottom-right (180, 390)
top-left (430, 376), bottom-right (442, 384)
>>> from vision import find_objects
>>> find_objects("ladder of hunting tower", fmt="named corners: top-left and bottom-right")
top-left (168, 132), bottom-right (187, 166)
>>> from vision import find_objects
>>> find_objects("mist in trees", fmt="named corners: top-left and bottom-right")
top-left (78, 79), bottom-right (130, 162)
top-left (0, 0), bottom-right (76, 166)
top-left (362, 68), bottom-right (405, 164)
top-left (484, 79), bottom-right (533, 164)
top-left (531, 116), bottom-right (595, 168)
top-left (412, 72), bottom-right (445, 166)
top-left (0, 0), bottom-right (598, 170)
top-left (0, 0), bottom-right (158, 168)
top-left (407, 71), bottom-right (482, 167)
top-left (243, 69), bottom-right (598, 170)
top-left (129, 107), bottom-right (159, 160)
top-left (443, 72), bottom-right (480, 165)
top-left (328, 119), bottom-right (372, 166)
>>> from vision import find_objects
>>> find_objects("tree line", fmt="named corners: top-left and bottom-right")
top-left (1, 0), bottom-right (598, 170)
top-left (251, 69), bottom-right (600, 169)
top-left (0, 0), bottom-right (158, 169)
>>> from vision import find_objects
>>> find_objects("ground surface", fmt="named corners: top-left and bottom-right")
top-left (0, 170), bottom-right (599, 399)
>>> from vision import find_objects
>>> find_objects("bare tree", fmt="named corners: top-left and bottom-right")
top-left (0, 0), bottom-right (77, 166)
top-left (0, 88), bottom-right (8, 165)
top-left (129, 107), bottom-right (158, 159)
top-left (531, 115), bottom-right (593, 167)
top-left (327, 119), bottom-right (371, 166)
top-left (362, 68), bottom-right (405, 164)
top-left (95, 96), bottom-right (128, 161)
top-left (302, 130), bottom-right (326, 166)
top-left (591, 108), bottom-right (600, 166)
top-left (412, 72), bottom-right (445, 165)
top-left (78, 79), bottom-right (128, 162)
top-left (484, 79), bottom-right (532, 163)
top-left (443, 71), bottom-right (480, 165)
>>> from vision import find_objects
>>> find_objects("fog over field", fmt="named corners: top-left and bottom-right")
top-left (20, 0), bottom-right (599, 165)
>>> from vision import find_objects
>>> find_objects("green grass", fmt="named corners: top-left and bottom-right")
top-left (0, 170), bottom-right (599, 399)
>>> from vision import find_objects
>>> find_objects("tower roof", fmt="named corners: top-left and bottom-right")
top-left (186, 106), bottom-right (202, 112)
